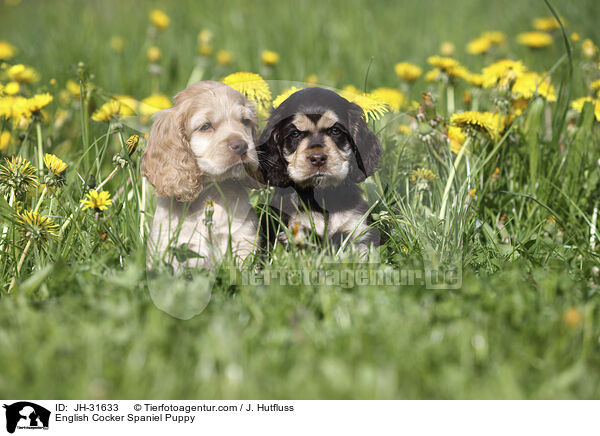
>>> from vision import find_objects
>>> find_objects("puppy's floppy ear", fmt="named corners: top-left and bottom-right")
top-left (256, 119), bottom-right (293, 187)
top-left (141, 107), bottom-right (203, 202)
top-left (347, 105), bottom-right (383, 183)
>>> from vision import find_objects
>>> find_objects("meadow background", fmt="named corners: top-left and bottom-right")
top-left (1, 0), bottom-right (600, 399)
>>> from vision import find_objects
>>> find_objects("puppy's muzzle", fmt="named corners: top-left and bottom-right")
top-left (308, 152), bottom-right (328, 168)
top-left (229, 139), bottom-right (248, 156)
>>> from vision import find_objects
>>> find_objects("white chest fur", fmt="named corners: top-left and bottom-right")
top-left (149, 182), bottom-right (258, 269)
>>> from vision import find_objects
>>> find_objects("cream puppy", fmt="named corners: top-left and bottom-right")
top-left (141, 81), bottom-right (259, 269)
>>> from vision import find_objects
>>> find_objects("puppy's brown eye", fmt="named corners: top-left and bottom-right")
top-left (241, 118), bottom-right (251, 126)
top-left (328, 126), bottom-right (342, 136)
top-left (199, 122), bottom-right (212, 131)
top-left (289, 128), bottom-right (301, 138)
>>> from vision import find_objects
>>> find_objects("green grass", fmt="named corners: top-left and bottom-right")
top-left (1, 0), bottom-right (600, 399)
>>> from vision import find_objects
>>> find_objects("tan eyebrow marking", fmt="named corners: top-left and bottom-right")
top-left (292, 114), bottom-right (316, 132)
top-left (316, 110), bottom-right (338, 129)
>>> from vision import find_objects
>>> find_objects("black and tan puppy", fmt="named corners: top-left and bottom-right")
top-left (257, 87), bottom-right (382, 253)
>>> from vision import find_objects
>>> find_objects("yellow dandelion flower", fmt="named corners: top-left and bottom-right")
top-left (27, 93), bottom-right (53, 113)
top-left (482, 59), bottom-right (526, 88)
top-left (491, 167), bottom-right (501, 181)
top-left (517, 31), bottom-right (553, 49)
top-left (15, 210), bottom-right (58, 244)
top-left (439, 41), bottom-right (455, 57)
top-left (0, 40), bottom-right (17, 61)
top-left (563, 307), bottom-right (583, 327)
top-left (0, 95), bottom-right (32, 121)
top-left (481, 31), bottom-right (506, 45)
top-left (427, 55), bottom-right (460, 71)
top-left (570, 97), bottom-right (595, 115)
top-left (4, 81), bottom-right (20, 95)
top-left (424, 68), bottom-right (441, 83)
top-left (469, 188), bottom-right (477, 198)
top-left (113, 95), bottom-right (137, 115)
top-left (411, 168), bottom-right (437, 183)
top-left (92, 100), bottom-right (121, 122)
top-left (197, 29), bottom-right (213, 44)
top-left (216, 49), bottom-right (233, 66)
top-left (43, 153), bottom-right (67, 175)
top-left (447, 126), bottom-right (466, 154)
top-left (66, 80), bottom-right (81, 98)
top-left (397, 125), bottom-right (411, 135)
top-left (221, 72), bottom-right (271, 105)
top-left (512, 72), bottom-right (556, 102)
top-left (0, 131), bottom-right (11, 151)
top-left (198, 43), bottom-right (213, 57)
top-left (339, 89), bottom-right (389, 122)
top-left (463, 90), bottom-right (472, 105)
top-left (532, 17), bottom-right (562, 32)
top-left (305, 74), bottom-right (318, 85)
top-left (342, 85), bottom-right (360, 95)
top-left (467, 36), bottom-right (492, 55)
top-left (573, 98), bottom-right (600, 122)
top-left (149, 9), bottom-right (170, 30)
top-left (463, 72), bottom-right (484, 87)
top-left (582, 39), bottom-right (598, 59)
top-left (140, 94), bottom-right (172, 116)
top-left (370, 87), bottom-right (405, 111)
top-left (273, 86), bottom-right (303, 108)
top-left (571, 33), bottom-right (580, 42)
top-left (394, 62), bottom-right (422, 82)
top-left (110, 36), bottom-right (125, 52)
top-left (261, 50), bottom-right (280, 67)
top-left (450, 111), bottom-right (506, 141)
top-left (427, 56), bottom-right (468, 79)
top-left (590, 79), bottom-right (600, 91)
top-left (147, 46), bottom-right (162, 63)
top-left (511, 98), bottom-right (529, 116)
top-left (7, 64), bottom-right (39, 84)
top-left (81, 189), bottom-right (113, 211)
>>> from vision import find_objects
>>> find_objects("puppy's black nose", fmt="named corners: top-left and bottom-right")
top-left (308, 153), bottom-right (328, 167)
top-left (229, 140), bottom-right (248, 156)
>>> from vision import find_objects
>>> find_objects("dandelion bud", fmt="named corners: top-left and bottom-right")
top-left (112, 154), bottom-right (129, 168)
top-left (440, 41), bottom-right (456, 57)
top-left (149, 64), bottom-right (162, 76)
top-left (204, 200), bottom-right (215, 228)
top-left (125, 134), bottom-right (140, 156)
top-left (582, 39), bottom-right (597, 59)
top-left (198, 43), bottom-right (213, 57)
top-left (77, 61), bottom-right (86, 80)
top-left (147, 46), bottom-right (162, 63)
top-left (216, 50), bottom-right (233, 66)
top-left (197, 29), bottom-right (213, 45)
top-left (261, 50), bottom-right (280, 67)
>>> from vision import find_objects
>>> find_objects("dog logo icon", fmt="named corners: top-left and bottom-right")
top-left (3, 402), bottom-right (50, 434)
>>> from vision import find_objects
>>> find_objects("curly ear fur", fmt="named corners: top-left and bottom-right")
top-left (348, 106), bottom-right (383, 183)
top-left (141, 107), bottom-right (203, 202)
top-left (256, 121), bottom-right (293, 187)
